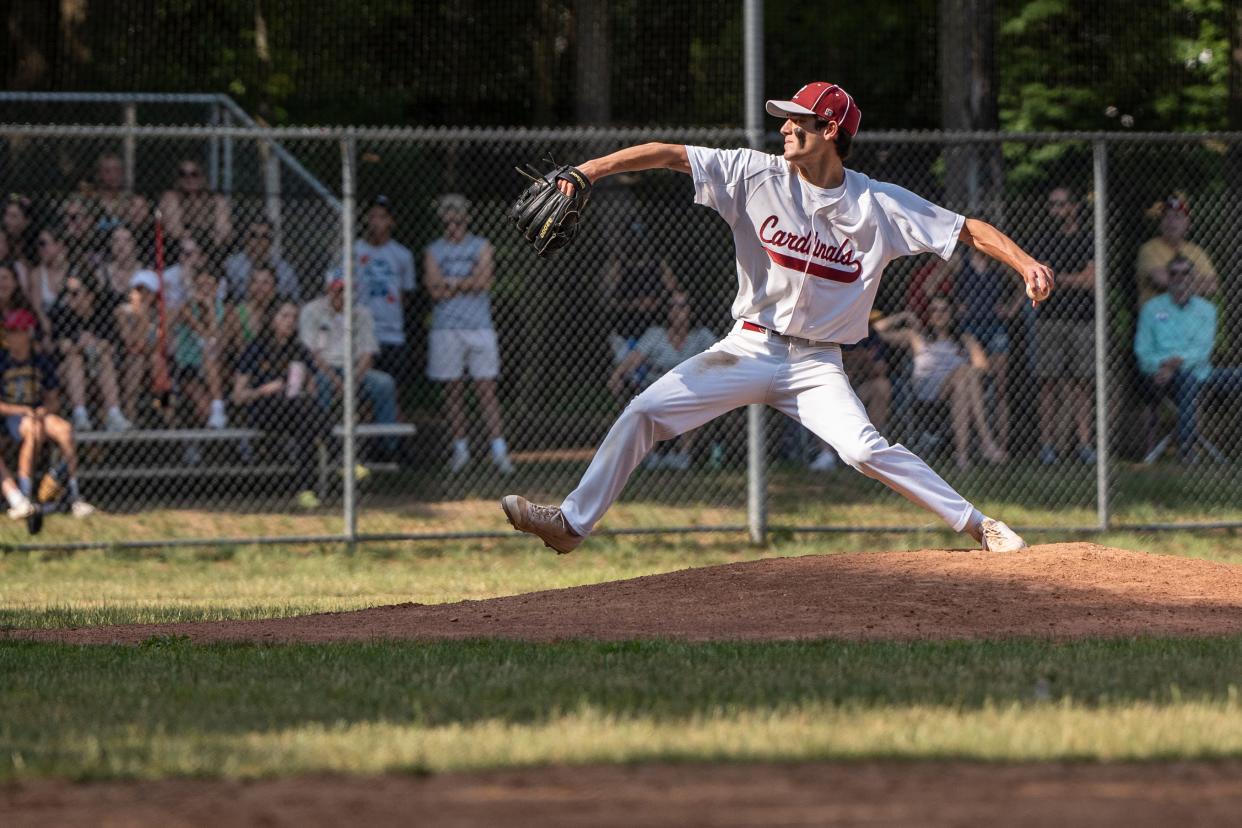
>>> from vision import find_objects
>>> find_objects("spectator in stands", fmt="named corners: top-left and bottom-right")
top-left (158, 157), bottom-right (232, 250)
top-left (28, 226), bottom-right (75, 340)
top-left (1135, 194), bottom-right (1218, 306)
top-left (601, 219), bottom-right (682, 378)
top-left (904, 254), bottom-right (956, 326)
top-left (0, 263), bottom-right (47, 352)
top-left (3, 194), bottom-right (36, 270)
top-left (1, 229), bottom-right (32, 309)
top-left (875, 297), bottom-right (1007, 471)
top-left (952, 245), bottom-right (1022, 453)
top-left (355, 195), bottom-right (416, 385)
top-left (229, 264), bottom-right (280, 353)
top-left (0, 308), bottom-right (94, 518)
top-left (49, 274), bottom-right (130, 432)
top-left (233, 299), bottom-right (329, 506)
top-left (224, 219), bottom-right (299, 301)
top-left (113, 270), bottom-right (163, 425)
top-left (607, 290), bottom-right (716, 470)
top-left (58, 195), bottom-right (101, 271)
top-left (1031, 186), bottom-right (1096, 465)
top-left (172, 268), bottom-right (231, 430)
top-left (90, 151), bottom-right (152, 240)
top-left (159, 232), bottom-right (207, 318)
top-left (825, 310), bottom-right (895, 468)
top-left (96, 224), bottom-right (148, 306)
top-left (1132, 256), bottom-right (1241, 462)
top-left (424, 193), bottom-right (513, 475)
top-left (299, 270), bottom-right (398, 446)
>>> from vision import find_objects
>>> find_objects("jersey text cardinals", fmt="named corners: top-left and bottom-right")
top-left (687, 146), bottom-right (964, 344)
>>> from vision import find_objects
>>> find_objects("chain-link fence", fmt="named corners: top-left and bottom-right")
top-left (1, 122), bottom-right (1240, 549)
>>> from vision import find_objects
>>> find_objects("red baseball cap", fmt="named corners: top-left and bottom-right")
top-left (2, 308), bottom-right (37, 332)
top-left (766, 82), bottom-right (862, 136)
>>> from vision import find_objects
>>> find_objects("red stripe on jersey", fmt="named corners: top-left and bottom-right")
top-left (763, 246), bottom-right (862, 283)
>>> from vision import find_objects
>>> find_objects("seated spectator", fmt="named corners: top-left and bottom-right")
top-left (903, 253), bottom-right (956, 326)
top-left (952, 246), bottom-right (1023, 452)
top-left (1133, 257), bottom-right (1240, 462)
top-left (58, 195), bottom-right (103, 273)
top-left (875, 298), bottom-right (1007, 470)
top-left (89, 151), bottom-right (152, 236)
top-left (157, 157), bottom-right (233, 251)
top-left (113, 270), bottom-right (163, 425)
top-left (224, 220), bottom-right (299, 302)
top-left (233, 300), bottom-right (330, 506)
top-left (29, 226), bottom-right (76, 339)
top-left (160, 232), bottom-right (208, 318)
top-left (3, 194), bottom-right (36, 270)
top-left (607, 291), bottom-right (715, 470)
top-left (49, 274), bottom-right (131, 432)
top-left (0, 308), bottom-right (94, 518)
top-left (1135, 194), bottom-right (1218, 305)
top-left (0, 263), bottom-right (48, 353)
top-left (95, 224), bottom-right (147, 306)
top-left (229, 265), bottom-right (281, 353)
top-left (0, 229), bottom-right (31, 303)
top-left (601, 220), bottom-right (681, 373)
top-left (172, 268), bottom-right (231, 430)
top-left (299, 271), bottom-right (398, 450)
top-left (807, 312), bottom-right (895, 472)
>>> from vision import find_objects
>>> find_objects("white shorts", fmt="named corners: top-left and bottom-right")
top-left (427, 328), bottom-right (500, 381)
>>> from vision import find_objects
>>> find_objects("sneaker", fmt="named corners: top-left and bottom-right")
top-left (72, 409), bottom-right (93, 432)
top-left (1077, 445), bottom-right (1097, 465)
top-left (664, 451), bottom-right (691, 471)
top-left (70, 499), bottom-right (96, 519)
top-left (501, 494), bottom-right (583, 554)
top-left (105, 409), bottom-right (133, 432)
top-left (449, 443), bottom-right (471, 474)
top-left (808, 449), bottom-right (838, 472)
top-left (492, 452), bottom-right (515, 476)
top-left (1038, 445), bottom-right (1058, 466)
top-left (981, 518), bottom-right (1027, 553)
top-left (7, 497), bottom-right (35, 520)
top-left (206, 408), bottom-right (228, 430)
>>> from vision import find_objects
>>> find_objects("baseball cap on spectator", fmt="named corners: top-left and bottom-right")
top-left (436, 193), bottom-right (470, 219)
top-left (325, 266), bottom-right (345, 292)
top-left (766, 82), bottom-right (862, 136)
top-left (1162, 194), bottom-right (1190, 215)
top-left (2, 308), bottom-right (38, 331)
top-left (369, 194), bottom-right (393, 214)
top-left (130, 270), bottom-right (161, 294)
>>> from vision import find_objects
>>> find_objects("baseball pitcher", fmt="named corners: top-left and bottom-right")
top-left (505, 81), bottom-right (1054, 554)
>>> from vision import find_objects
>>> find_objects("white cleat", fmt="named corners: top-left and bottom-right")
top-left (981, 518), bottom-right (1027, 553)
top-left (501, 494), bottom-right (583, 554)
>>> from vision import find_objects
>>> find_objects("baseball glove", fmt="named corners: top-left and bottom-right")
top-left (512, 160), bottom-right (592, 257)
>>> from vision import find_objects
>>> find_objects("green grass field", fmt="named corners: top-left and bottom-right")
top-left (2, 497), bottom-right (1241, 784)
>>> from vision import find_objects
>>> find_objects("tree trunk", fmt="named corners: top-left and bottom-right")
top-left (574, 0), bottom-right (610, 125)
top-left (938, 0), bottom-right (1000, 218)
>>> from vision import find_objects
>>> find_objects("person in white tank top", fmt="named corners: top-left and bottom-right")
top-left (501, 81), bottom-right (1054, 555)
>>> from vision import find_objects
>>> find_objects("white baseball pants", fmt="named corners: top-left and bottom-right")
top-left (560, 321), bottom-right (977, 536)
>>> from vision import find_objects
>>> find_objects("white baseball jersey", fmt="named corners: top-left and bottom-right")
top-left (686, 146), bottom-right (964, 344)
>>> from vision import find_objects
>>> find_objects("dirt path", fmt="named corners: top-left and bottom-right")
top-left (10, 543), bottom-right (1242, 645)
top-left (7, 761), bottom-right (1242, 827)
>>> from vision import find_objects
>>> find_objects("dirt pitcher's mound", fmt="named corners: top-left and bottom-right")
top-left (11, 542), bottom-right (1242, 645)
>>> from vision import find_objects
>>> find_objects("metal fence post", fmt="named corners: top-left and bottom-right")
top-left (1092, 139), bottom-right (1111, 531)
top-left (341, 134), bottom-right (358, 546)
top-left (122, 101), bottom-right (137, 192)
top-left (208, 101), bottom-right (221, 191)
top-left (743, 0), bottom-right (767, 545)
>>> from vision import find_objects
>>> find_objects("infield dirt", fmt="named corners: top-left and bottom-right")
top-left (10, 542), bottom-right (1242, 644)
